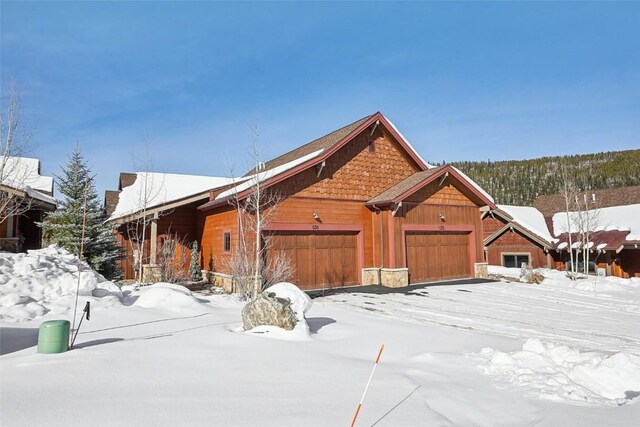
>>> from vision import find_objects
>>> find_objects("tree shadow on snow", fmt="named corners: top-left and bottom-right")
top-left (73, 338), bottom-right (125, 349)
top-left (0, 327), bottom-right (39, 355)
top-left (307, 317), bottom-right (336, 334)
top-left (79, 313), bottom-right (213, 335)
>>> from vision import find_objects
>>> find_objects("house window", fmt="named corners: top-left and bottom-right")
top-left (223, 232), bottom-right (231, 252)
top-left (368, 139), bottom-right (376, 153)
top-left (502, 254), bottom-right (530, 268)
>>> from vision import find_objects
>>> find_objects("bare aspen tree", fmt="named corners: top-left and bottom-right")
top-left (1, 83), bottom-right (34, 223)
top-left (559, 163), bottom-right (578, 279)
top-left (223, 124), bottom-right (293, 299)
top-left (126, 139), bottom-right (166, 282)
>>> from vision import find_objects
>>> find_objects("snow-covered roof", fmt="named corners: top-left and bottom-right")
top-left (552, 204), bottom-right (640, 242)
top-left (452, 166), bottom-right (495, 205)
top-left (215, 149), bottom-right (325, 200)
top-left (383, 115), bottom-right (433, 169)
top-left (1, 156), bottom-right (56, 205)
top-left (109, 172), bottom-right (232, 220)
top-left (497, 204), bottom-right (556, 243)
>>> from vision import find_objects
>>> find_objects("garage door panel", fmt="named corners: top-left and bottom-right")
top-left (406, 231), bottom-right (471, 283)
top-left (267, 231), bottom-right (358, 290)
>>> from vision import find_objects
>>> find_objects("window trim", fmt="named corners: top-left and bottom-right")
top-left (501, 252), bottom-right (531, 268)
top-left (223, 230), bottom-right (231, 253)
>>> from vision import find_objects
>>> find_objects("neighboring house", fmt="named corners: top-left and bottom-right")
top-left (105, 172), bottom-right (232, 280)
top-left (483, 186), bottom-right (640, 278)
top-left (198, 112), bottom-right (495, 290)
top-left (482, 205), bottom-right (556, 268)
top-left (0, 156), bottom-right (57, 252)
top-left (107, 112), bottom-right (495, 289)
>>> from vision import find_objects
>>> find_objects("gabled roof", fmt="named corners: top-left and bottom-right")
top-left (108, 172), bottom-right (232, 222)
top-left (484, 206), bottom-right (555, 249)
top-left (244, 114), bottom-right (375, 176)
top-left (534, 185), bottom-right (640, 217)
top-left (365, 165), bottom-right (495, 208)
top-left (199, 112), bottom-right (430, 211)
top-left (1, 156), bottom-right (56, 207)
top-left (496, 205), bottom-right (557, 244)
top-left (366, 167), bottom-right (445, 205)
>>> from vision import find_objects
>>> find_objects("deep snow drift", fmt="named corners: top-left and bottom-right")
top-left (477, 338), bottom-right (640, 406)
top-left (1, 251), bottom-right (639, 426)
top-left (0, 246), bottom-right (122, 322)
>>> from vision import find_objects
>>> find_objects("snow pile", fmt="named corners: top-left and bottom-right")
top-left (477, 339), bottom-right (640, 406)
top-left (0, 246), bottom-right (122, 322)
top-left (552, 203), bottom-right (640, 241)
top-left (245, 282), bottom-right (313, 340)
top-left (498, 204), bottom-right (556, 243)
top-left (488, 265), bottom-right (640, 292)
top-left (133, 283), bottom-right (213, 315)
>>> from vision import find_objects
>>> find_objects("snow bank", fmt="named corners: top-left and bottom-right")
top-left (552, 203), bottom-right (640, 240)
top-left (477, 338), bottom-right (640, 406)
top-left (488, 265), bottom-right (640, 292)
top-left (0, 246), bottom-right (122, 322)
top-left (245, 282), bottom-right (313, 340)
top-left (133, 283), bottom-right (213, 315)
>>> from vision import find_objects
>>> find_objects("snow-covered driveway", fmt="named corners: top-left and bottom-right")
top-left (324, 273), bottom-right (640, 353)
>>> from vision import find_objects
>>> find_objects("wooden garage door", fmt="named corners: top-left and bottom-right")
top-left (406, 231), bottom-right (471, 283)
top-left (267, 232), bottom-right (358, 290)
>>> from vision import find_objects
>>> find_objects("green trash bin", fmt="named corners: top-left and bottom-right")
top-left (38, 320), bottom-right (70, 354)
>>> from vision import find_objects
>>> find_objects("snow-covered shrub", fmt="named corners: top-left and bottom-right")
top-left (520, 266), bottom-right (544, 284)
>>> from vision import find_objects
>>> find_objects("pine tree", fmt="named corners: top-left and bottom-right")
top-left (39, 147), bottom-right (122, 279)
top-left (189, 240), bottom-right (202, 282)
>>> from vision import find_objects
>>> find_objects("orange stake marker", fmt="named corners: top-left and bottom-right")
top-left (350, 344), bottom-right (385, 427)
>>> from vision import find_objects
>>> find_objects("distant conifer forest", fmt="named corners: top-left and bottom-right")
top-left (439, 149), bottom-right (640, 206)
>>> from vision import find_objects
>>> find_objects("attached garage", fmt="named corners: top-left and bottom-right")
top-left (267, 231), bottom-right (359, 290)
top-left (405, 231), bottom-right (472, 284)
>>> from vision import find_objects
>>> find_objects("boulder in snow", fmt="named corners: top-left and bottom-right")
top-left (242, 283), bottom-right (312, 331)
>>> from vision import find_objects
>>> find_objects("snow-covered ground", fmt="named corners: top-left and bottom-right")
top-left (1, 250), bottom-right (639, 426)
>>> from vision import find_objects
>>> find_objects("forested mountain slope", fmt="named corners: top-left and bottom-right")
top-left (447, 149), bottom-right (640, 205)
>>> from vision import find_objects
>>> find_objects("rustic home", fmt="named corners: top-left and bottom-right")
top-left (107, 112), bottom-right (495, 289)
top-left (197, 112), bottom-right (495, 290)
top-left (1, 156), bottom-right (57, 252)
top-left (482, 204), bottom-right (556, 269)
top-left (483, 186), bottom-right (640, 278)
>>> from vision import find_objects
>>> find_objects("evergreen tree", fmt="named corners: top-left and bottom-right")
top-left (39, 147), bottom-right (122, 279)
top-left (189, 240), bottom-right (202, 282)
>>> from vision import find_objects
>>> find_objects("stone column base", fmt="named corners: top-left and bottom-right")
top-left (474, 262), bottom-right (488, 279)
top-left (361, 268), bottom-right (381, 286)
top-left (204, 270), bottom-right (234, 293)
top-left (142, 264), bottom-right (162, 282)
top-left (380, 268), bottom-right (409, 288)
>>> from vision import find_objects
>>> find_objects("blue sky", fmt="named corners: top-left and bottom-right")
top-left (2, 1), bottom-right (639, 197)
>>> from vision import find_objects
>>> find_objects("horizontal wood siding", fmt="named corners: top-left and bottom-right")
top-left (199, 205), bottom-right (237, 273)
top-left (269, 197), bottom-right (375, 268)
top-left (486, 229), bottom-right (548, 268)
